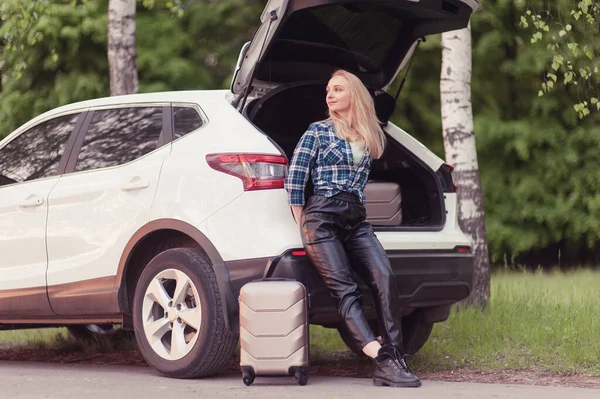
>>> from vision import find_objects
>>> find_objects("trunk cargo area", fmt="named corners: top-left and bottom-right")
top-left (245, 82), bottom-right (445, 229)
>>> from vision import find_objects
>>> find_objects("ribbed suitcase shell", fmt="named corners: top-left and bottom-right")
top-left (364, 182), bottom-right (402, 226)
top-left (239, 279), bottom-right (309, 383)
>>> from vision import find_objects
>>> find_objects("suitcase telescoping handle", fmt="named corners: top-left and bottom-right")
top-left (251, 277), bottom-right (295, 282)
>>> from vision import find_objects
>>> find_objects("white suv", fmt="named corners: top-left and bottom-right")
top-left (0, 0), bottom-right (479, 379)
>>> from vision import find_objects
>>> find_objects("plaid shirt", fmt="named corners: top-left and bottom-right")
top-left (285, 119), bottom-right (372, 206)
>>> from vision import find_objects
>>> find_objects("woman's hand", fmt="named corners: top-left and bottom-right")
top-left (291, 206), bottom-right (304, 224)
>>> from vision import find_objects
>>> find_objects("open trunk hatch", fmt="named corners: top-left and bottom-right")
top-left (232, 0), bottom-right (481, 99)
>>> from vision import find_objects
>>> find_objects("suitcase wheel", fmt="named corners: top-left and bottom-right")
top-left (241, 367), bottom-right (255, 386)
top-left (293, 367), bottom-right (308, 386)
top-left (243, 374), bottom-right (255, 386)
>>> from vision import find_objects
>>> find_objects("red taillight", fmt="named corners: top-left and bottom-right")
top-left (291, 250), bottom-right (307, 257)
top-left (454, 246), bottom-right (471, 253)
top-left (206, 153), bottom-right (288, 191)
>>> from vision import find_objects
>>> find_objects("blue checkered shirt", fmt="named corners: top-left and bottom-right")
top-left (284, 119), bottom-right (372, 206)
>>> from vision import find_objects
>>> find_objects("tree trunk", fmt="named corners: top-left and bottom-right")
top-left (440, 23), bottom-right (490, 309)
top-left (107, 0), bottom-right (138, 96)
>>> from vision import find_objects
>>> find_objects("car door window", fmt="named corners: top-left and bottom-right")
top-left (173, 106), bottom-right (204, 140)
top-left (75, 107), bottom-right (163, 172)
top-left (0, 114), bottom-right (79, 187)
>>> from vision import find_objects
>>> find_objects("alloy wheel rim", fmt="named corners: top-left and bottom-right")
top-left (142, 268), bottom-right (202, 360)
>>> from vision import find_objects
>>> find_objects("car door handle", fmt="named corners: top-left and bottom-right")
top-left (121, 177), bottom-right (150, 192)
top-left (19, 195), bottom-right (44, 208)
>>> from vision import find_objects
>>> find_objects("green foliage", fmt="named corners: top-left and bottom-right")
top-left (0, 0), bottom-right (264, 138)
top-left (472, 1), bottom-right (600, 264)
top-left (390, 0), bottom-right (600, 265)
top-left (0, 0), bottom-right (111, 137)
top-left (521, 0), bottom-right (600, 118)
top-left (1, 0), bottom-right (599, 265)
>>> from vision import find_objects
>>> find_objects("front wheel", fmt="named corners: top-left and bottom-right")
top-left (132, 248), bottom-right (237, 378)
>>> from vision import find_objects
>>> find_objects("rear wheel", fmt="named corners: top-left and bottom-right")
top-left (337, 311), bottom-right (433, 356)
top-left (132, 248), bottom-right (237, 378)
top-left (401, 310), bottom-right (434, 355)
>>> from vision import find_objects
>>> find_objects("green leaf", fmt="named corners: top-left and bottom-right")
top-left (564, 72), bottom-right (574, 84)
top-left (559, 30), bottom-right (567, 37)
top-left (566, 24), bottom-right (572, 31)
top-left (591, 98), bottom-right (599, 105)
top-left (554, 55), bottom-right (564, 65)
top-left (520, 16), bottom-right (528, 27)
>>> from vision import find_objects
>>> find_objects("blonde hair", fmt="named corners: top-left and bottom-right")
top-left (328, 70), bottom-right (387, 159)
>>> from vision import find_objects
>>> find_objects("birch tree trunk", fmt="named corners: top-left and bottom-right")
top-left (107, 0), bottom-right (138, 96)
top-left (441, 23), bottom-right (490, 308)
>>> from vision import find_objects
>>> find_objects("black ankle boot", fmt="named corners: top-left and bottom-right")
top-left (372, 345), bottom-right (421, 388)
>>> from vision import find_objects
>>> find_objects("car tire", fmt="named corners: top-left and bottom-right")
top-left (132, 247), bottom-right (237, 378)
top-left (337, 311), bottom-right (433, 356)
top-left (401, 310), bottom-right (434, 355)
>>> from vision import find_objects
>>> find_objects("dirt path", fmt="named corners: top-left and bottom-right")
top-left (3, 362), bottom-right (600, 399)
top-left (1, 346), bottom-right (599, 389)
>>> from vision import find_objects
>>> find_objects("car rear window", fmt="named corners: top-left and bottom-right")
top-left (277, 4), bottom-right (404, 67)
top-left (173, 106), bottom-right (204, 140)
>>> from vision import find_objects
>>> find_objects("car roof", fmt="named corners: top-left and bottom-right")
top-left (5, 90), bottom-right (231, 140)
top-left (51, 89), bottom-right (230, 113)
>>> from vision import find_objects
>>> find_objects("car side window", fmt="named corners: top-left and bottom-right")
top-left (75, 107), bottom-right (163, 172)
top-left (0, 114), bottom-right (79, 187)
top-left (173, 106), bottom-right (203, 140)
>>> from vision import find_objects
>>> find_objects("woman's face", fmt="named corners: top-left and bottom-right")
top-left (326, 75), bottom-right (352, 115)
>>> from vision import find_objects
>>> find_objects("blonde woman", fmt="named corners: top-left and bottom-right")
top-left (284, 70), bottom-right (421, 388)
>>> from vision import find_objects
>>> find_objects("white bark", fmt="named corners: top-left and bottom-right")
top-left (107, 0), bottom-right (138, 96)
top-left (441, 23), bottom-right (490, 308)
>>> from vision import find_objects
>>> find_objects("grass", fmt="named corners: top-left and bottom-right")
top-left (1, 269), bottom-right (599, 375)
top-left (310, 268), bottom-right (600, 375)
top-left (0, 328), bottom-right (68, 349)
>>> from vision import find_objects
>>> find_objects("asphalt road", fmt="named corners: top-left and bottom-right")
top-left (1, 361), bottom-right (599, 399)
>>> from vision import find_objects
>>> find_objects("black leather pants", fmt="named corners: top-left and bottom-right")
top-left (300, 192), bottom-right (404, 351)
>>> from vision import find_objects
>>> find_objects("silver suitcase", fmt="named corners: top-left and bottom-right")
top-left (239, 279), bottom-right (309, 386)
top-left (365, 181), bottom-right (402, 226)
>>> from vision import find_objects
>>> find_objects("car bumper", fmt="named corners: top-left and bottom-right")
top-left (226, 248), bottom-right (473, 326)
